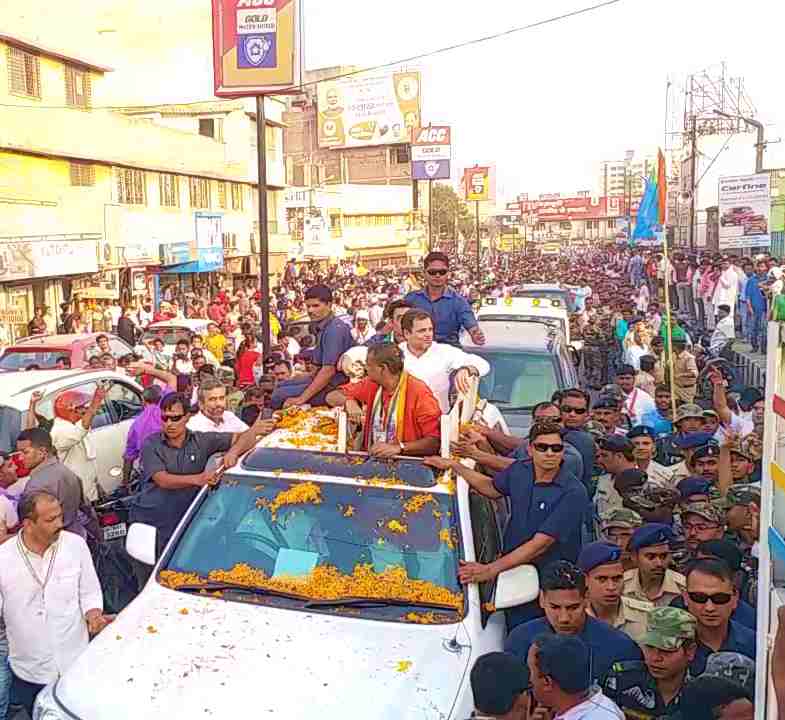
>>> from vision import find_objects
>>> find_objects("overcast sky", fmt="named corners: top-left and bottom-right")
top-left (4, 0), bottom-right (784, 207)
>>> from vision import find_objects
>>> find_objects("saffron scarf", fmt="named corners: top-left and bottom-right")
top-left (365, 372), bottom-right (410, 449)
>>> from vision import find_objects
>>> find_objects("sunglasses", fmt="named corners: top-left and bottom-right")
top-left (426, 268), bottom-right (448, 276)
top-left (687, 591), bottom-right (733, 605)
top-left (532, 442), bottom-right (565, 454)
top-left (560, 406), bottom-right (587, 415)
top-left (162, 413), bottom-right (186, 424)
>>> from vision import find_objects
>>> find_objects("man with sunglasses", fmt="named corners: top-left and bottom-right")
top-left (404, 252), bottom-right (485, 348)
top-left (683, 558), bottom-right (756, 675)
top-left (427, 421), bottom-right (587, 630)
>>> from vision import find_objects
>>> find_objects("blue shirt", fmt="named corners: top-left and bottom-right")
top-left (563, 429), bottom-right (595, 495)
top-left (313, 314), bottom-right (355, 387)
top-left (638, 409), bottom-right (673, 438)
top-left (512, 441), bottom-right (583, 487)
top-left (404, 287), bottom-right (477, 346)
top-left (744, 273), bottom-right (767, 313)
top-left (690, 619), bottom-right (756, 675)
top-left (505, 616), bottom-right (643, 684)
top-left (492, 459), bottom-right (587, 570)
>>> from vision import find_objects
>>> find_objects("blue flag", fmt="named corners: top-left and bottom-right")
top-left (632, 176), bottom-right (659, 245)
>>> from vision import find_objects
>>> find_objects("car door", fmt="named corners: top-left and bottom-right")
top-left (98, 380), bottom-right (143, 491)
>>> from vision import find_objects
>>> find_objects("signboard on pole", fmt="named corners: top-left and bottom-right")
top-left (411, 125), bottom-right (451, 181)
top-left (462, 166), bottom-right (495, 202)
top-left (718, 173), bottom-right (771, 249)
top-left (316, 70), bottom-right (421, 149)
top-left (211, 0), bottom-right (304, 97)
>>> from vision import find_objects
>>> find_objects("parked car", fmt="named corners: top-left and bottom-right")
top-left (0, 368), bottom-right (144, 498)
top-left (33, 442), bottom-right (538, 720)
top-left (0, 333), bottom-right (151, 372)
top-left (465, 320), bottom-right (580, 434)
top-left (720, 206), bottom-right (756, 227)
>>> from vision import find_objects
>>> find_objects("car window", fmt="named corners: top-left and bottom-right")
top-left (143, 328), bottom-right (192, 346)
top-left (108, 338), bottom-right (132, 358)
top-left (469, 492), bottom-right (502, 627)
top-left (104, 382), bottom-right (143, 423)
top-left (0, 350), bottom-right (65, 370)
top-left (40, 381), bottom-right (112, 430)
top-left (473, 350), bottom-right (558, 410)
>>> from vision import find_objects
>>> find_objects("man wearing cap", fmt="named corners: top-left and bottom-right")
top-left (623, 524), bottom-right (686, 608)
top-left (668, 432), bottom-right (717, 486)
top-left (672, 338), bottom-right (698, 404)
top-left (622, 483), bottom-right (681, 526)
top-left (469, 652), bottom-right (531, 720)
top-left (579, 542), bottom-right (650, 642)
top-left (600, 508), bottom-right (643, 571)
top-left (506, 561), bottom-right (642, 686)
top-left (628, 426), bottom-right (674, 488)
top-left (656, 404), bottom-right (706, 468)
top-left (603, 607), bottom-right (697, 720)
top-left (724, 486), bottom-right (760, 608)
top-left (682, 502), bottom-right (725, 563)
top-left (701, 652), bottom-right (756, 697)
top-left (272, 285), bottom-right (355, 410)
top-left (683, 558), bottom-right (756, 675)
top-left (614, 365), bottom-right (656, 427)
top-left (591, 396), bottom-right (628, 437)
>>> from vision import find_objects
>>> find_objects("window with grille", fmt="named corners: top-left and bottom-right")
top-left (69, 162), bottom-right (95, 187)
top-left (198, 118), bottom-right (223, 141)
top-left (217, 181), bottom-right (227, 209)
top-left (189, 177), bottom-right (210, 208)
top-left (394, 146), bottom-right (410, 163)
top-left (159, 173), bottom-right (179, 207)
top-left (231, 183), bottom-right (244, 210)
top-left (115, 167), bottom-right (146, 205)
top-left (7, 46), bottom-right (40, 98)
top-left (65, 65), bottom-right (91, 108)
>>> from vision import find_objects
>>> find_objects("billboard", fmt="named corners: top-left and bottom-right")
top-left (463, 166), bottom-right (495, 202)
top-left (411, 125), bottom-right (451, 181)
top-left (316, 70), bottom-right (421, 149)
top-left (718, 173), bottom-right (771, 249)
top-left (211, 0), bottom-right (303, 97)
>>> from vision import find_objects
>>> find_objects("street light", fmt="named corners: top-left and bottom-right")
top-left (714, 109), bottom-right (765, 173)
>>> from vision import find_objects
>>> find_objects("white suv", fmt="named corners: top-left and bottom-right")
top-left (34, 445), bottom-right (537, 720)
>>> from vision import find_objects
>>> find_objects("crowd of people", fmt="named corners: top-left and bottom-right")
top-left (0, 244), bottom-right (782, 719)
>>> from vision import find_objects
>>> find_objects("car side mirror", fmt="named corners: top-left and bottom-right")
top-left (126, 523), bottom-right (157, 566)
top-left (494, 564), bottom-right (539, 610)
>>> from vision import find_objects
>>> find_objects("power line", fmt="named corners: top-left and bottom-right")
top-left (0, 0), bottom-right (623, 111)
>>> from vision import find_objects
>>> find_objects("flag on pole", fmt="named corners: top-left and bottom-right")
top-left (657, 148), bottom-right (667, 225)
top-left (632, 170), bottom-right (658, 243)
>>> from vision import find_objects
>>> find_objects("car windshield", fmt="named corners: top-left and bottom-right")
top-left (0, 349), bottom-right (67, 370)
top-left (512, 289), bottom-right (576, 312)
top-left (142, 327), bottom-right (193, 346)
top-left (471, 349), bottom-right (558, 411)
top-left (160, 472), bottom-right (463, 623)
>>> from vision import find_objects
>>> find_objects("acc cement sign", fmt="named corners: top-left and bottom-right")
top-left (411, 125), bottom-right (451, 181)
top-left (718, 173), bottom-right (771, 250)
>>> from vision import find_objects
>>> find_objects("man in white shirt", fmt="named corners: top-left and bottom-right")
top-left (50, 385), bottom-right (107, 502)
top-left (399, 310), bottom-right (489, 413)
top-left (710, 304), bottom-right (736, 354)
top-left (0, 451), bottom-right (24, 529)
top-left (0, 491), bottom-right (111, 715)
top-left (614, 365), bottom-right (656, 427)
top-left (187, 376), bottom-right (248, 433)
top-left (713, 258), bottom-right (738, 323)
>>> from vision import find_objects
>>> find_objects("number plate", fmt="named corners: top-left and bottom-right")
top-left (103, 523), bottom-right (127, 541)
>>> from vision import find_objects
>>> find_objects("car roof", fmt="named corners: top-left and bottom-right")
top-left (9, 333), bottom-right (103, 349)
top-left (466, 320), bottom-right (562, 351)
top-left (516, 283), bottom-right (565, 291)
top-left (0, 369), bottom-right (139, 407)
top-left (148, 319), bottom-right (210, 330)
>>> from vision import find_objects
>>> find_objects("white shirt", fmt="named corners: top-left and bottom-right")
top-left (714, 411), bottom-right (754, 444)
top-left (0, 530), bottom-right (103, 684)
top-left (187, 411), bottom-right (248, 433)
top-left (713, 268), bottom-right (738, 306)
top-left (710, 315), bottom-right (735, 353)
top-left (0, 494), bottom-right (18, 527)
top-left (622, 388), bottom-right (656, 427)
top-left (51, 417), bottom-right (98, 502)
top-left (400, 341), bottom-right (490, 413)
top-left (138, 308), bottom-right (154, 328)
top-left (555, 690), bottom-right (624, 720)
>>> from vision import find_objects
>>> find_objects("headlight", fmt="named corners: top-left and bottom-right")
top-left (32, 682), bottom-right (67, 720)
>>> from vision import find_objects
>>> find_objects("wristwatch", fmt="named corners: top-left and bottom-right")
top-left (398, 441), bottom-right (405, 454)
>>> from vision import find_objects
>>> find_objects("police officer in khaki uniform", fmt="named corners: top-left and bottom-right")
top-left (579, 542), bottom-right (650, 642)
top-left (623, 524), bottom-right (686, 608)
top-left (603, 607), bottom-right (697, 720)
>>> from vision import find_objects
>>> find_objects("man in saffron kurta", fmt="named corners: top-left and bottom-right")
top-left (327, 342), bottom-right (441, 458)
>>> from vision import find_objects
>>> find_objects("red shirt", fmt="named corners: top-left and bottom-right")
top-left (341, 375), bottom-right (441, 449)
top-left (207, 303), bottom-right (226, 324)
top-left (236, 349), bottom-right (261, 387)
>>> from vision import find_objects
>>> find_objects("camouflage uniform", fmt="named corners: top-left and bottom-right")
top-left (583, 320), bottom-right (611, 389)
top-left (675, 501), bottom-right (727, 574)
top-left (604, 608), bottom-right (697, 720)
top-left (599, 507), bottom-right (643, 572)
top-left (702, 652), bottom-right (756, 695)
top-left (725, 485), bottom-right (762, 607)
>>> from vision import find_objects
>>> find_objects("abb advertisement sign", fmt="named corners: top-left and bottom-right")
top-left (508, 196), bottom-right (641, 222)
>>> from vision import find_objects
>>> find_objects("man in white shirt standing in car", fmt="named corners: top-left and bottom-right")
top-left (187, 376), bottom-right (249, 433)
top-left (399, 310), bottom-right (490, 413)
top-left (0, 491), bottom-right (111, 716)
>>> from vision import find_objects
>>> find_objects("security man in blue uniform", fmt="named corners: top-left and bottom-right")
top-left (603, 606), bottom-right (698, 720)
top-left (271, 284), bottom-right (355, 409)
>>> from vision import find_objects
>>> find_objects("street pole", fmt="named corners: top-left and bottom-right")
top-left (475, 200), bottom-right (480, 278)
top-left (255, 95), bottom-right (271, 357)
top-left (428, 179), bottom-right (433, 252)
top-left (688, 118), bottom-right (697, 252)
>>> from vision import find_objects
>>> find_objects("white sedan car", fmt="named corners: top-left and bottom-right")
top-left (0, 369), bottom-right (144, 496)
top-left (137, 319), bottom-right (225, 367)
top-left (33, 445), bottom-right (537, 720)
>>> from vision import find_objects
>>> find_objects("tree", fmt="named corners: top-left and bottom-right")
top-left (429, 182), bottom-right (475, 242)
